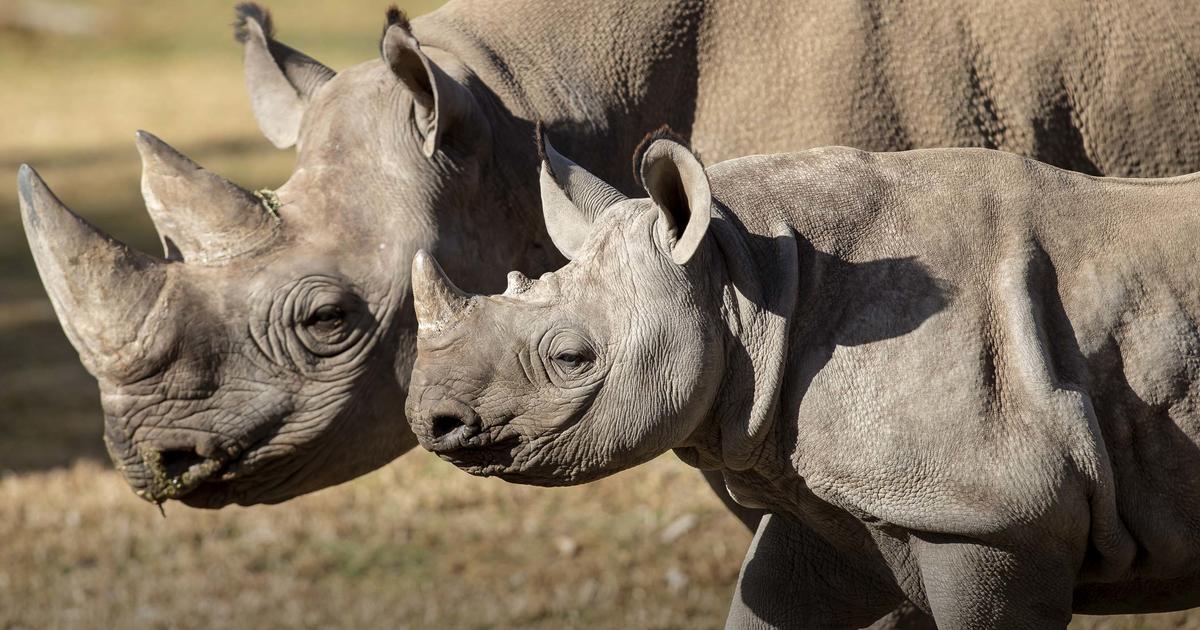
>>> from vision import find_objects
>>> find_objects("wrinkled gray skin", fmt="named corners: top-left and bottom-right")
top-left (21, 0), bottom-right (1200, 505)
top-left (407, 135), bottom-right (1200, 628)
top-left (16, 1), bottom-right (1200, 626)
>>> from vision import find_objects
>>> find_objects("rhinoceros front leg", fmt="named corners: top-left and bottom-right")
top-left (912, 532), bottom-right (1077, 630)
top-left (725, 513), bottom-right (926, 630)
top-left (863, 602), bottom-right (937, 630)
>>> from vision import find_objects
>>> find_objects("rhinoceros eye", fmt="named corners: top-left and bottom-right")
top-left (305, 304), bottom-right (345, 332)
top-left (552, 349), bottom-right (592, 370)
top-left (287, 277), bottom-right (371, 361)
top-left (545, 331), bottom-right (597, 381)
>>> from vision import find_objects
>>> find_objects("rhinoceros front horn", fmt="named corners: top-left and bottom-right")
top-left (411, 250), bottom-right (472, 333)
top-left (18, 165), bottom-right (169, 378)
top-left (136, 130), bottom-right (276, 263)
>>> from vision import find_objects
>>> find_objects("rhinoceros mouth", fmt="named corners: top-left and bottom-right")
top-left (121, 433), bottom-right (277, 505)
top-left (129, 447), bottom-right (277, 508)
top-left (427, 431), bottom-right (523, 474)
top-left (136, 445), bottom-right (233, 503)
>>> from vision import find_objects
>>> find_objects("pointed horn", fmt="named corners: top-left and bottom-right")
top-left (136, 131), bottom-right (277, 263)
top-left (18, 165), bottom-right (170, 378)
top-left (411, 250), bottom-right (472, 334)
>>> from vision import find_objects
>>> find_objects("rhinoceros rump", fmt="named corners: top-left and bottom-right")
top-left (407, 133), bottom-right (1200, 625)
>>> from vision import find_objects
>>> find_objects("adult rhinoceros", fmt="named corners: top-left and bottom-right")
top-left (406, 132), bottom-right (1200, 628)
top-left (14, 1), bottom-right (1200, 626)
top-left (21, 0), bottom-right (1200, 506)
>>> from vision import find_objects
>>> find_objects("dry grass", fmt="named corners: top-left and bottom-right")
top-left (0, 456), bottom-right (751, 629)
top-left (1, 460), bottom-right (1196, 630)
top-left (1, 2), bottom-right (1198, 628)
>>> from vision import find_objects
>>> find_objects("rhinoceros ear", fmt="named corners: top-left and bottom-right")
top-left (637, 131), bottom-right (712, 266)
top-left (538, 126), bottom-right (628, 260)
top-left (380, 12), bottom-right (473, 158)
top-left (235, 3), bottom-right (335, 149)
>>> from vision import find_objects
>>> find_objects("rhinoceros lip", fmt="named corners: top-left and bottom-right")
top-left (137, 447), bottom-right (231, 504)
top-left (133, 434), bottom-right (276, 504)
top-left (430, 431), bottom-right (523, 472)
top-left (169, 445), bottom-right (287, 509)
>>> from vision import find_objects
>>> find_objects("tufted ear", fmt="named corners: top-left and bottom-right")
top-left (537, 126), bottom-right (628, 260)
top-left (234, 3), bottom-right (335, 149)
top-left (637, 134), bottom-right (712, 265)
top-left (380, 12), bottom-right (474, 157)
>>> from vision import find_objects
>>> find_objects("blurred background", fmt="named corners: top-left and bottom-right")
top-left (0, 2), bottom-right (1192, 628)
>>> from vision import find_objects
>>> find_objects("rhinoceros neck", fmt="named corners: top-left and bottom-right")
top-left (675, 208), bottom-right (801, 476)
top-left (413, 0), bottom-right (707, 195)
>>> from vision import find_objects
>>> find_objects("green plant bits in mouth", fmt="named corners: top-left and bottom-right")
top-left (254, 188), bottom-right (283, 219)
top-left (139, 445), bottom-right (227, 502)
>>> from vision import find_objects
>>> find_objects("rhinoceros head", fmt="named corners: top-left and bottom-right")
top-left (405, 132), bottom-right (724, 485)
top-left (18, 5), bottom-right (521, 507)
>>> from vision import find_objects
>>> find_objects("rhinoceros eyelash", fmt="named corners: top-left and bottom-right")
top-left (536, 330), bottom-right (598, 386)
top-left (546, 338), bottom-right (598, 381)
top-left (303, 304), bottom-right (346, 329)
top-left (551, 349), bottom-right (593, 369)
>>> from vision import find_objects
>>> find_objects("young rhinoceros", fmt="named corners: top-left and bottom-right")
top-left (407, 132), bottom-right (1200, 626)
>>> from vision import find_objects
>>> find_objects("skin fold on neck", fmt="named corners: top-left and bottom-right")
top-left (674, 207), bottom-right (800, 477)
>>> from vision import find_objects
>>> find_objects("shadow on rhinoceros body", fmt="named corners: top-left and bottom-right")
top-left (725, 229), bottom-right (953, 397)
top-left (734, 236), bottom-right (1200, 619)
top-left (723, 231), bottom-right (951, 626)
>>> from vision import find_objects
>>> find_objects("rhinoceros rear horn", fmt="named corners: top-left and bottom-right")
top-left (18, 165), bottom-right (169, 378)
top-left (411, 250), bottom-right (473, 334)
top-left (537, 125), bottom-right (627, 260)
top-left (136, 131), bottom-right (277, 263)
top-left (235, 3), bottom-right (335, 148)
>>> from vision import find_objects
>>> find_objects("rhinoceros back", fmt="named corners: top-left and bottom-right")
top-left (707, 147), bottom-right (1200, 605)
top-left (421, 0), bottom-right (1200, 184)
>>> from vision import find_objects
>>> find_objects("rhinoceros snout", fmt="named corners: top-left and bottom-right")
top-left (105, 432), bottom-right (236, 504)
top-left (408, 396), bottom-right (482, 452)
top-left (141, 444), bottom-right (230, 502)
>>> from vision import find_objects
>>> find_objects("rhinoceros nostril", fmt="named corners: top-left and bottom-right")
top-left (431, 414), bottom-right (468, 439)
top-left (418, 398), bottom-right (482, 448)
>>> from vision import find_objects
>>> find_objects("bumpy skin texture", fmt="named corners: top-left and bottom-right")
top-left (16, 2), bottom-right (1200, 623)
top-left (407, 141), bottom-right (1200, 627)
top-left (20, 0), bottom-right (1200, 506)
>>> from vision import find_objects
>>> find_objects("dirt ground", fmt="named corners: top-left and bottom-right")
top-left (0, 2), bottom-right (1196, 628)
